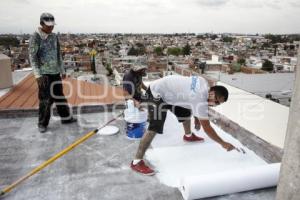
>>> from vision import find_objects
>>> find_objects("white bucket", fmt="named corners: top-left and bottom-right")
top-left (124, 109), bottom-right (148, 139)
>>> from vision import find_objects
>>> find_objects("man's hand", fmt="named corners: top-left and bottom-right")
top-left (221, 142), bottom-right (237, 152)
top-left (36, 76), bottom-right (44, 87)
top-left (61, 74), bottom-right (66, 79)
top-left (133, 99), bottom-right (141, 108)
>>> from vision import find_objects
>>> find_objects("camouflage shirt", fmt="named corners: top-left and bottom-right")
top-left (29, 28), bottom-right (65, 78)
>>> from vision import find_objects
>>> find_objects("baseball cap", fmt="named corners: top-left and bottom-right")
top-left (132, 64), bottom-right (147, 72)
top-left (40, 12), bottom-right (56, 26)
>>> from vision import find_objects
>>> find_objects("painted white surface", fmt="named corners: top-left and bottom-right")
top-left (212, 82), bottom-right (288, 148)
top-left (146, 112), bottom-right (267, 188)
top-left (98, 125), bottom-right (119, 136)
top-left (179, 163), bottom-right (280, 200)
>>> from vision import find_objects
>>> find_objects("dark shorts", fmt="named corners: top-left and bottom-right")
top-left (146, 88), bottom-right (191, 134)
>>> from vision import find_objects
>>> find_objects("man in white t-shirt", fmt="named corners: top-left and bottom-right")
top-left (131, 75), bottom-right (237, 175)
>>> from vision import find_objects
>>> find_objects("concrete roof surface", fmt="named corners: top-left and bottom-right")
top-left (0, 112), bottom-right (276, 200)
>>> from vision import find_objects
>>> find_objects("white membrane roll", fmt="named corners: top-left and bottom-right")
top-left (179, 163), bottom-right (281, 200)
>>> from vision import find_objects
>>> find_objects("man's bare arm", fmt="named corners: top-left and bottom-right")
top-left (200, 119), bottom-right (236, 151)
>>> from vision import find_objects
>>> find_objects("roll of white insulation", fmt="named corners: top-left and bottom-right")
top-left (179, 163), bottom-right (281, 200)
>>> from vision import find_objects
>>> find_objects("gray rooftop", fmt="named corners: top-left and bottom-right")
top-left (0, 111), bottom-right (276, 200)
top-left (207, 72), bottom-right (295, 106)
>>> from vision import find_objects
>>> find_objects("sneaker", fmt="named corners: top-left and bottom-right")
top-left (183, 133), bottom-right (204, 142)
top-left (38, 126), bottom-right (47, 133)
top-left (61, 117), bottom-right (77, 124)
top-left (131, 160), bottom-right (155, 176)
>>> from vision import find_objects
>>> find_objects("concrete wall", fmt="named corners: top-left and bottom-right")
top-left (0, 54), bottom-right (13, 89)
top-left (276, 46), bottom-right (300, 200)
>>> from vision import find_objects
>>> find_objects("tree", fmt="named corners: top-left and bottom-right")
top-left (182, 43), bottom-right (191, 55)
top-left (261, 59), bottom-right (274, 72)
top-left (127, 47), bottom-right (139, 56)
top-left (167, 47), bottom-right (181, 56)
top-left (222, 36), bottom-right (234, 43)
top-left (105, 63), bottom-right (113, 76)
top-left (195, 41), bottom-right (202, 47)
top-left (231, 62), bottom-right (241, 72)
top-left (197, 35), bottom-right (205, 39)
top-left (154, 46), bottom-right (163, 56)
top-left (210, 34), bottom-right (218, 40)
top-left (127, 44), bottom-right (146, 56)
top-left (237, 58), bottom-right (246, 65)
top-left (0, 36), bottom-right (19, 47)
top-left (136, 44), bottom-right (146, 55)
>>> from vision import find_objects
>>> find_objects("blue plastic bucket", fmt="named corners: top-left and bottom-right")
top-left (124, 109), bottom-right (147, 140)
top-left (126, 121), bottom-right (146, 139)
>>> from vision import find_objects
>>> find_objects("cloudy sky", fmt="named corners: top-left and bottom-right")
top-left (1, 0), bottom-right (300, 34)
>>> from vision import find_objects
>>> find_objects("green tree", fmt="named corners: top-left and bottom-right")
top-left (105, 63), bottom-right (113, 76)
top-left (0, 36), bottom-right (19, 47)
top-left (261, 59), bottom-right (274, 72)
top-left (127, 43), bottom-right (146, 55)
top-left (197, 35), bottom-right (205, 39)
top-left (182, 43), bottom-right (191, 55)
top-left (265, 34), bottom-right (287, 44)
top-left (127, 47), bottom-right (139, 56)
top-left (210, 34), bottom-right (218, 40)
top-left (136, 44), bottom-right (146, 55)
top-left (167, 47), bottom-right (181, 56)
top-left (222, 36), bottom-right (234, 43)
top-left (237, 58), bottom-right (246, 65)
top-left (154, 46), bottom-right (163, 56)
top-left (231, 62), bottom-right (241, 72)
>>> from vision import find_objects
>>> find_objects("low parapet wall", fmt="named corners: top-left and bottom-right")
top-left (209, 108), bottom-right (283, 163)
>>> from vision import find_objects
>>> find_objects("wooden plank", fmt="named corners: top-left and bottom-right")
top-left (9, 77), bottom-right (36, 108)
top-left (0, 73), bottom-right (33, 104)
top-left (67, 79), bottom-right (77, 106)
top-left (62, 78), bottom-right (71, 103)
top-left (90, 82), bottom-right (99, 104)
top-left (75, 80), bottom-right (84, 106)
top-left (22, 82), bottom-right (38, 109)
top-left (0, 74), bottom-right (34, 109)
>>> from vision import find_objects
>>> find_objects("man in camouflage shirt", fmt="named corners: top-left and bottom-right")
top-left (29, 13), bottom-right (76, 133)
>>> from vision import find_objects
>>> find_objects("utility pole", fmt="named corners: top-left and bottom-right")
top-left (276, 45), bottom-right (300, 200)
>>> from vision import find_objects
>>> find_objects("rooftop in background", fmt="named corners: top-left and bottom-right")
top-left (0, 73), bottom-right (125, 110)
top-left (206, 72), bottom-right (295, 107)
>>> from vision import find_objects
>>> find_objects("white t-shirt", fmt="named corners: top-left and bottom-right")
top-left (150, 75), bottom-right (209, 119)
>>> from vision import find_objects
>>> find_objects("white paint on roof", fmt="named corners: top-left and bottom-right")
top-left (212, 82), bottom-right (289, 148)
top-left (146, 112), bottom-right (267, 187)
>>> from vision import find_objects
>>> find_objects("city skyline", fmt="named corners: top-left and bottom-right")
top-left (1, 0), bottom-right (300, 34)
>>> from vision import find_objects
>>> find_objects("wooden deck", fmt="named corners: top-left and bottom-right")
top-left (0, 73), bottom-right (125, 110)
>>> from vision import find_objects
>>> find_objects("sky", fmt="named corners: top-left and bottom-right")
top-left (0, 0), bottom-right (300, 34)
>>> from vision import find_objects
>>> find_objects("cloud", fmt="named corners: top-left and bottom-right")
top-left (289, 0), bottom-right (300, 7)
top-left (195, 0), bottom-right (230, 7)
top-left (10, 0), bottom-right (30, 3)
top-left (264, 0), bottom-right (282, 9)
top-left (228, 0), bottom-right (289, 9)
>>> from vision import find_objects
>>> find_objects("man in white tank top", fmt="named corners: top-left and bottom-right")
top-left (131, 75), bottom-right (237, 175)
